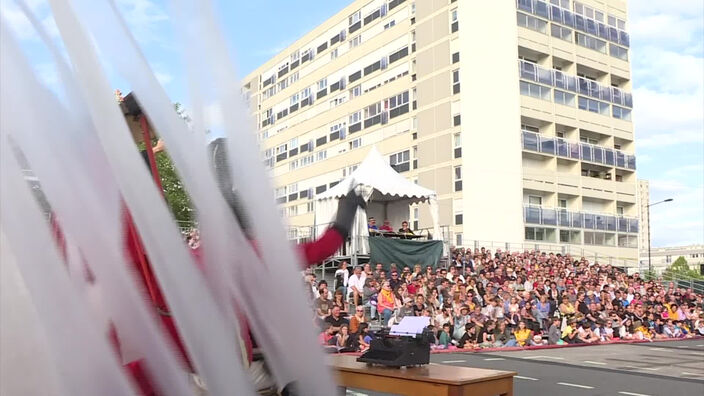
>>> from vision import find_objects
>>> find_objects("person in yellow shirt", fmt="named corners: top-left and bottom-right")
top-left (514, 321), bottom-right (535, 347)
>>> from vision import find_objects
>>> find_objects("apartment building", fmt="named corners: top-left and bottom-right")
top-left (242, 0), bottom-right (639, 262)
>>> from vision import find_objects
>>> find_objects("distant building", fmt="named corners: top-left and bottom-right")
top-left (639, 245), bottom-right (704, 274)
top-left (637, 179), bottom-right (649, 251)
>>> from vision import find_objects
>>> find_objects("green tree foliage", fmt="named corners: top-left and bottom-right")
top-left (662, 256), bottom-right (704, 280)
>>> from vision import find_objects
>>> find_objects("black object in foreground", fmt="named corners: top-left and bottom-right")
top-left (356, 325), bottom-right (433, 367)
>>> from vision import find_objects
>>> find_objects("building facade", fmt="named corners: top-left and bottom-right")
top-left (639, 245), bottom-right (704, 275)
top-left (242, 0), bottom-right (639, 262)
top-left (637, 179), bottom-right (649, 251)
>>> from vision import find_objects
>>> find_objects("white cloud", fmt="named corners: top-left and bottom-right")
top-left (154, 70), bottom-right (173, 85)
top-left (633, 87), bottom-right (703, 147)
top-left (648, 183), bottom-right (704, 247)
top-left (115, 0), bottom-right (168, 45)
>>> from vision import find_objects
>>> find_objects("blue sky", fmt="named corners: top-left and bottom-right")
top-left (3, 0), bottom-right (703, 248)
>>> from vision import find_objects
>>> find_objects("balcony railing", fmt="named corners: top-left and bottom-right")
top-left (524, 205), bottom-right (639, 233)
top-left (517, 0), bottom-right (629, 48)
top-left (522, 131), bottom-right (636, 170)
top-left (519, 60), bottom-right (632, 108)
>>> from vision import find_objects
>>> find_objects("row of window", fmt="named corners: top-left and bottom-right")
top-left (520, 81), bottom-right (632, 121)
top-left (524, 206), bottom-right (639, 233)
top-left (525, 227), bottom-right (638, 248)
top-left (522, 130), bottom-right (636, 170)
top-left (517, 0), bottom-right (629, 47)
top-left (518, 60), bottom-right (632, 108)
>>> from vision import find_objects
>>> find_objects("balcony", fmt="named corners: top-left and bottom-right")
top-left (519, 60), bottom-right (632, 109)
top-left (517, 0), bottom-right (629, 48)
top-left (524, 205), bottom-right (638, 233)
top-left (522, 131), bottom-right (636, 170)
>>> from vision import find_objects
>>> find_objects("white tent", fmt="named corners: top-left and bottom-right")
top-left (315, 147), bottom-right (440, 257)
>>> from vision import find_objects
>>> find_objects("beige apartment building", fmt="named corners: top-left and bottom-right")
top-left (242, 0), bottom-right (639, 263)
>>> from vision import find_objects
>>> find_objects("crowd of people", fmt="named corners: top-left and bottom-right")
top-left (304, 248), bottom-right (704, 353)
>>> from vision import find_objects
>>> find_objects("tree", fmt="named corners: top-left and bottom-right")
top-left (141, 103), bottom-right (194, 225)
top-left (662, 256), bottom-right (704, 281)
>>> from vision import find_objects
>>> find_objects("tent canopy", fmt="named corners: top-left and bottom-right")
top-left (314, 147), bottom-right (440, 257)
top-left (317, 147), bottom-right (436, 204)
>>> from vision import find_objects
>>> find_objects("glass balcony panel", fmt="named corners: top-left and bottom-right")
top-left (575, 15), bottom-right (585, 31)
top-left (627, 155), bottom-right (636, 170)
top-left (542, 208), bottom-right (557, 225)
top-left (593, 147), bottom-right (604, 164)
top-left (534, 0), bottom-right (549, 18)
top-left (625, 93), bottom-right (633, 108)
top-left (612, 87), bottom-right (623, 105)
top-left (597, 22), bottom-right (608, 39)
top-left (578, 77), bottom-right (589, 95)
top-left (608, 27), bottom-right (618, 42)
top-left (520, 61), bottom-right (537, 81)
top-left (554, 70), bottom-right (566, 89)
top-left (550, 5), bottom-right (561, 21)
top-left (540, 136), bottom-right (556, 154)
top-left (558, 210), bottom-right (570, 226)
top-left (600, 86), bottom-right (612, 102)
top-left (523, 131), bottom-right (539, 151)
top-left (616, 151), bottom-right (625, 168)
top-left (618, 217), bottom-right (628, 232)
top-left (570, 142), bottom-right (580, 159)
top-left (518, 0), bottom-right (533, 12)
top-left (583, 213), bottom-right (595, 229)
top-left (581, 144), bottom-right (593, 162)
top-left (619, 31), bottom-right (630, 47)
top-left (595, 215), bottom-right (606, 230)
top-left (525, 206), bottom-right (541, 224)
top-left (629, 218), bottom-right (639, 233)
top-left (562, 10), bottom-right (574, 27)
top-left (604, 149), bottom-right (615, 166)
top-left (566, 75), bottom-right (577, 92)
top-left (606, 216), bottom-right (616, 231)
top-left (538, 67), bottom-right (553, 85)
top-left (557, 139), bottom-right (569, 157)
top-left (588, 81), bottom-right (600, 99)
top-left (571, 212), bottom-right (583, 228)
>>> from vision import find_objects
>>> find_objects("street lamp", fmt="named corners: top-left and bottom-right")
top-left (648, 198), bottom-right (674, 274)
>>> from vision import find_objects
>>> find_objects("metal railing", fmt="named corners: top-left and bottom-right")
top-left (523, 205), bottom-right (639, 234)
top-left (522, 130), bottom-right (636, 170)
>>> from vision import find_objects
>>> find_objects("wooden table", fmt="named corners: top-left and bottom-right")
top-left (330, 355), bottom-right (515, 396)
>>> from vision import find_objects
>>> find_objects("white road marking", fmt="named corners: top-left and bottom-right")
top-left (523, 355), bottom-right (565, 360)
top-left (583, 360), bottom-right (607, 365)
top-left (557, 382), bottom-right (594, 389)
top-left (484, 358), bottom-right (506, 361)
top-left (440, 359), bottom-right (466, 363)
top-left (675, 345), bottom-right (689, 348)
top-left (514, 375), bottom-right (539, 381)
top-left (696, 344), bottom-right (704, 347)
top-left (681, 372), bottom-right (703, 376)
top-left (640, 367), bottom-right (659, 371)
top-left (648, 348), bottom-right (667, 351)
top-left (618, 392), bottom-right (652, 396)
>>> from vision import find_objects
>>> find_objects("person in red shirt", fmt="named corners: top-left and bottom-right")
top-left (379, 219), bottom-right (393, 232)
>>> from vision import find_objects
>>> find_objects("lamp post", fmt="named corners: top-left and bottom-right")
top-left (647, 198), bottom-right (673, 275)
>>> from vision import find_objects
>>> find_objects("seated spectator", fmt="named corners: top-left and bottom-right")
top-left (367, 217), bottom-right (378, 232)
top-left (413, 294), bottom-right (427, 316)
top-left (315, 292), bottom-right (332, 319)
top-left (332, 289), bottom-right (348, 315)
top-left (619, 318), bottom-right (634, 340)
top-left (548, 317), bottom-right (563, 345)
top-left (479, 320), bottom-right (500, 348)
top-left (458, 323), bottom-right (479, 349)
top-left (437, 323), bottom-right (453, 349)
top-left (379, 219), bottom-right (393, 232)
top-left (398, 221), bottom-right (415, 235)
top-left (514, 320), bottom-right (537, 347)
top-left (363, 277), bottom-right (379, 320)
top-left (334, 261), bottom-right (349, 295)
top-left (318, 323), bottom-right (335, 346)
top-left (694, 320), bottom-right (704, 336)
top-left (349, 305), bottom-right (366, 334)
top-left (633, 320), bottom-right (653, 341)
top-left (336, 324), bottom-right (356, 352)
top-left (576, 320), bottom-right (600, 343)
top-left (453, 305), bottom-right (471, 340)
top-left (597, 320), bottom-right (614, 342)
top-left (561, 319), bottom-right (580, 344)
top-left (357, 323), bottom-right (371, 352)
top-left (324, 306), bottom-right (349, 335)
top-left (377, 281), bottom-right (397, 326)
top-left (397, 298), bottom-right (415, 322)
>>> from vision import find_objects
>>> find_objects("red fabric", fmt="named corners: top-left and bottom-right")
top-left (122, 221), bottom-right (345, 394)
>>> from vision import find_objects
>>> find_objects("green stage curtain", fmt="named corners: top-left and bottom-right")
top-left (368, 237), bottom-right (443, 270)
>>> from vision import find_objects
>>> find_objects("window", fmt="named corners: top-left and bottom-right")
top-left (520, 81), bottom-right (551, 100)
top-left (384, 20), bottom-right (396, 29)
top-left (262, 86), bottom-right (275, 100)
top-left (364, 102), bottom-right (382, 119)
top-left (450, 9), bottom-right (458, 32)
top-left (559, 199), bottom-right (567, 208)
top-left (329, 95), bottom-right (347, 108)
top-left (349, 10), bottom-right (361, 25)
top-left (617, 206), bottom-right (624, 215)
top-left (330, 48), bottom-right (339, 59)
top-left (349, 35), bottom-right (362, 49)
top-left (525, 227), bottom-right (546, 241)
top-left (349, 85), bottom-right (361, 99)
top-left (454, 166), bottom-right (462, 191)
top-left (528, 196), bottom-right (542, 206)
top-left (349, 138), bottom-right (362, 150)
top-left (317, 78), bottom-right (327, 91)
top-left (389, 150), bottom-right (410, 173)
top-left (289, 72), bottom-right (299, 84)
top-left (455, 213), bottom-right (463, 225)
top-left (554, 90), bottom-right (576, 106)
top-left (612, 105), bottom-right (631, 121)
top-left (452, 69), bottom-right (460, 94)
top-left (609, 44), bottom-right (628, 60)
top-left (287, 205), bottom-right (298, 217)
top-left (278, 79), bottom-right (288, 91)
top-left (578, 96), bottom-right (610, 115)
top-left (349, 111), bottom-right (362, 125)
top-left (316, 150), bottom-right (327, 161)
top-left (576, 33), bottom-right (606, 53)
top-left (330, 122), bottom-right (346, 140)
top-left (275, 186), bottom-right (287, 198)
top-left (388, 91), bottom-right (409, 109)
top-left (551, 24), bottom-right (572, 41)
top-left (456, 233), bottom-right (463, 247)
top-left (517, 12), bottom-right (547, 33)
top-left (454, 133), bottom-right (461, 158)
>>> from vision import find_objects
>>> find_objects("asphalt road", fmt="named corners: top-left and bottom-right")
top-left (347, 339), bottom-right (704, 396)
